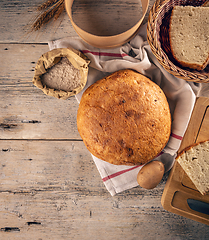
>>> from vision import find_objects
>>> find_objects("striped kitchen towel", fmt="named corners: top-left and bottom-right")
top-left (48, 24), bottom-right (199, 196)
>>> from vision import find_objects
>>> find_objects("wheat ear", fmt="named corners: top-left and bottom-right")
top-left (37, 0), bottom-right (60, 11)
top-left (30, 0), bottom-right (65, 32)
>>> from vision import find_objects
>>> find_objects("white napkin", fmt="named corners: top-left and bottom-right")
top-left (48, 24), bottom-right (198, 196)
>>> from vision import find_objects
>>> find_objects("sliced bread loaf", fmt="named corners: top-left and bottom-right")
top-left (176, 140), bottom-right (209, 195)
top-left (169, 6), bottom-right (209, 71)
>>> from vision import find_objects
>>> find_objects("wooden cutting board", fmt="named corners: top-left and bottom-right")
top-left (161, 97), bottom-right (209, 225)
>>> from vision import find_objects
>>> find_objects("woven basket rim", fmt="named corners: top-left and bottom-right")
top-left (147, 0), bottom-right (209, 83)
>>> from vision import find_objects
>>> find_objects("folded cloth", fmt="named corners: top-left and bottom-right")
top-left (48, 24), bottom-right (198, 196)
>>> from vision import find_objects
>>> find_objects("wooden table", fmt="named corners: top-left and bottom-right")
top-left (0, 0), bottom-right (209, 239)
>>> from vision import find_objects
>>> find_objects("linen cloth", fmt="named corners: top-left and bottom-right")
top-left (48, 24), bottom-right (198, 196)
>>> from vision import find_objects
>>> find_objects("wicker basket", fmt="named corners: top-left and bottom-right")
top-left (147, 0), bottom-right (209, 83)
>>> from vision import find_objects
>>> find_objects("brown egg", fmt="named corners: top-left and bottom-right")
top-left (137, 160), bottom-right (165, 189)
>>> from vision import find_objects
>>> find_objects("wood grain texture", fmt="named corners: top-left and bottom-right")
top-left (0, 0), bottom-right (153, 43)
top-left (0, 0), bottom-right (75, 43)
top-left (0, 190), bottom-right (207, 240)
top-left (161, 97), bottom-right (209, 225)
top-left (196, 105), bottom-right (209, 143)
top-left (0, 44), bottom-right (81, 140)
top-left (0, 0), bottom-right (209, 239)
top-left (0, 92), bottom-right (80, 140)
top-left (0, 140), bottom-right (208, 239)
top-left (178, 97), bottom-right (209, 153)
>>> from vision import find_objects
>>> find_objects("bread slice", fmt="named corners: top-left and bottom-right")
top-left (176, 140), bottom-right (209, 195)
top-left (169, 6), bottom-right (209, 71)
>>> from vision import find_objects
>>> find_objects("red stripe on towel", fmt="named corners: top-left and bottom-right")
top-left (102, 165), bottom-right (142, 182)
top-left (81, 50), bottom-right (128, 58)
top-left (171, 133), bottom-right (183, 140)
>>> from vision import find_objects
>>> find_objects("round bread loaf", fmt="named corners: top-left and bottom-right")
top-left (77, 69), bottom-right (171, 165)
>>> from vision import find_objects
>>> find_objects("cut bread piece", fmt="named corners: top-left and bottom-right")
top-left (176, 140), bottom-right (209, 195)
top-left (169, 6), bottom-right (209, 71)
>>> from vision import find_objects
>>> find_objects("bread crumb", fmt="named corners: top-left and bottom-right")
top-left (177, 140), bottom-right (209, 195)
top-left (41, 57), bottom-right (81, 92)
top-left (169, 6), bottom-right (209, 70)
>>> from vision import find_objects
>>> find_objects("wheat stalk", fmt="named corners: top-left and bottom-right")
top-left (29, 0), bottom-right (65, 32)
top-left (37, 0), bottom-right (59, 11)
top-left (54, 1), bottom-right (65, 20)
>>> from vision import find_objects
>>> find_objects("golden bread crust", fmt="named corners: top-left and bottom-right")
top-left (77, 69), bottom-right (171, 165)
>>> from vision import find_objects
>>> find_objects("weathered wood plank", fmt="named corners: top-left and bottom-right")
top-left (0, 44), bottom-right (81, 140)
top-left (0, 140), bottom-right (101, 192)
top-left (0, 93), bottom-right (80, 140)
top-left (0, 140), bottom-right (208, 240)
top-left (0, 139), bottom-right (169, 196)
top-left (0, 0), bottom-right (155, 43)
top-left (0, 138), bottom-right (207, 239)
top-left (0, 140), bottom-right (171, 202)
top-left (0, 43), bottom-right (209, 141)
top-left (0, 139), bottom-right (164, 194)
top-left (0, 191), bottom-right (208, 240)
top-left (0, 43), bottom-right (49, 90)
top-left (0, 0), bottom-right (75, 43)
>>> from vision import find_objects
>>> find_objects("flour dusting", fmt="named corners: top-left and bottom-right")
top-left (41, 57), bottom-right (81, 91)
